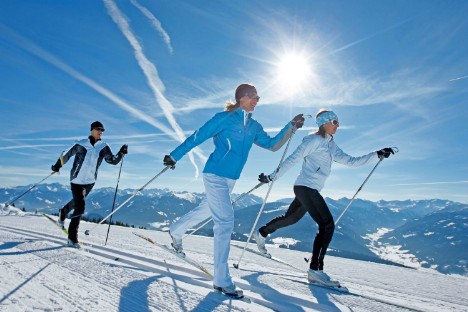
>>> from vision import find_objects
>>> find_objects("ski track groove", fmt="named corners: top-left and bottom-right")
top-left (0, 225), bottom-right (270, 311)
top-left (1, 220), bottom-right (465, 312)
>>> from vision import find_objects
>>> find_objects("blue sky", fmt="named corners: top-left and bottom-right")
top-left (1, 0), bottom-right (467, 204)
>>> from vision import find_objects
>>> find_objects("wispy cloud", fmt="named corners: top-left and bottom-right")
top-left (0, 21), bottom-right (206, 176)
top-left (104, 0), bottom-right (206, 177)
top-left (449, 75), bottom-right (468, 82)
top-left (391, 180), bottom-right (468, 186)
top-left (0, 144), bottom-right (64, 151)
top-left (129, 0), bottom-right (173, 54)
top-left (0, 25), bottom-right (174, 134)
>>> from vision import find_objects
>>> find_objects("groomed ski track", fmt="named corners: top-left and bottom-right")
top-left (1, 215), bottom-right (467, 311)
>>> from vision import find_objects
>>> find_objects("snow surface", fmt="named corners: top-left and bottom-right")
top-left (1, 205), bottom-right (467, 312)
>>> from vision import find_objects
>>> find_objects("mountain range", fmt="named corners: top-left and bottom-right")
top-left (1, 182), bottom-right (466, 276)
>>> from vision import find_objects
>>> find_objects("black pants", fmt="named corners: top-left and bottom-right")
top-left (259, 185), bottom-right (334, 270)
top-left (67, 183), bottom-right (94, 243)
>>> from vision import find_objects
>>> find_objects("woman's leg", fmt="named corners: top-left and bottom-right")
top-left (203, 173), bottom-right (236, 288)
top-left (169, 196), bottom-right (212, 241)
top-left (294, 185), bottom-right (334, 270)
top-left (259, 197), bottom-right (307, 236)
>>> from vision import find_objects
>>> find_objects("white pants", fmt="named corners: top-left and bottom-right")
top-left (169, 173), bottom-right (236, 287)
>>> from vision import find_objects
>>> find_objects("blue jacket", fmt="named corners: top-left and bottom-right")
top-left (171, 108), bottom-right (294, 180)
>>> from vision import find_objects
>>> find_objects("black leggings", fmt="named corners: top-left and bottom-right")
top-left (259, 185), bottom-right (334, 270)
top-left (67, 183), bottom-right (94, 242)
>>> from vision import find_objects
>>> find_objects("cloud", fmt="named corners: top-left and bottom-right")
top-left (391, 180), bottom-right (468, 186)
top-left (449, 75), bottom-right (468, 82)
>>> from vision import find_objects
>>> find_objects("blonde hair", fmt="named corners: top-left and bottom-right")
top-left (224, 100), bottom-right (239, 112)
top-left (224, 83), bottom-right (256, 111)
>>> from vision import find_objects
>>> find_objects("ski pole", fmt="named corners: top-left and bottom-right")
top-left (7, 172), bottom-right (56, 206)
top-left (84, 166), bottom-right (171, 236)
top-left (183, 182), bottom-right (267, 239)
top-left (335, 147), bottom-right (398, 225)
top-left (232, 182), bottom-right (265, 206)
top-left (104, 157), bottom-right (124, 245)
top-left (234, 128), bottom-right (297, 269)
top-left (304, 147), bottom-right (399, 262)
top-left (334, 159), bottom-right (382, 225)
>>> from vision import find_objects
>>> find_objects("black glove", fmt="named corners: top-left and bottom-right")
top-left (291, 114), bottom-right (305, 129)
top-left (119, 144), bottom-right (128, 155)
top-left (258, 173), bottom-right (272, 183)
top-left (377, 147), bottom-right (395, 159)
top-left (163, 155), bottom-right (176, 169)
top-left (51, 162), bottom-right (61, 173)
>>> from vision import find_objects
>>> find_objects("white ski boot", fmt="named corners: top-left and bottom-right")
top-left (169, 231), bottom-right (185, 257)
top-left (254, 230), bottom-right (268, 254)
top-left (307, 269), bottom-right (340, 287)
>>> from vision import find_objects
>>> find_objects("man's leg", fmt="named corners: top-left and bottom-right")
top-left (67, 183), bottom-right (94, 243)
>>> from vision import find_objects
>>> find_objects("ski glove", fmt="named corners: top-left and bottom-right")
top-left (119, 144), bottom-right (128, 155)
top-left (377, 147), bottom-right (395, 159)
top-left (258, 173), bottom-right (272, 183)
top-left (291, 114), bottom-right (305, 129)
top-left (163, 155), bottom-right (176, 169)
top-left (51, 162), bottom-right (61, 173)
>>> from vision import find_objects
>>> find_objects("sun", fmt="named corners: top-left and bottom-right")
top-left (275, 52), bottom-right (312, 93)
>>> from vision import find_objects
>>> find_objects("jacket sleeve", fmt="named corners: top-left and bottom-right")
top-left (254, 121), bottom-right (294, 152)
top-left (55, 143), bottom-right (79, 167)
top-left (270, 136), bottom-right (318, 180)
top-left (170, 113), bottom-right (226, 161)
top-left (103, 145), bottom-right (123, 165)
top-left (333, 144), bottom-right (378, 166)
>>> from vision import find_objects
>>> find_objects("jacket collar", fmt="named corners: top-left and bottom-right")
top-left (88, 135), bottom-right (102, 146)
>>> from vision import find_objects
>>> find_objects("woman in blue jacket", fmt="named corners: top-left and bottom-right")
top-left (254, 109), bottom-right (394, 287)
top-left (163, 83), bottom-right (304, 298)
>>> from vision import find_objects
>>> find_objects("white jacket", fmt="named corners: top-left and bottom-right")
top-left (271, 134), bottom-right (378, 192)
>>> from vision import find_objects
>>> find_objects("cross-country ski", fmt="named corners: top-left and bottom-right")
top-left (132, 232), bottom-right (213, 278)
top-left (41, 212), bottom-right (68, 235)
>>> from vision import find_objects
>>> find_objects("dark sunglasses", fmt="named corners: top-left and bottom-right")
top-left (329, 120), bottom-right (339, 126)
top-left (93, 127), bottom-right (105, 132)
top-left (245, 93), bottom-right (260, 101)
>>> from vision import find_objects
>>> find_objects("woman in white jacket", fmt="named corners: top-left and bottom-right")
top-left (254, 109), bottom-right (394, 287)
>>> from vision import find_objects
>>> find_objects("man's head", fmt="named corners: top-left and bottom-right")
top-left (90, 121), bottom-right (105, 140)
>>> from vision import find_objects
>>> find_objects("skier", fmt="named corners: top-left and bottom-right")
top-left (51, 121), bottom-right (128, 248)
top-left (163, 83), bottom-right (304, 298)
top-left (253, 109), bottom-right (395, 287)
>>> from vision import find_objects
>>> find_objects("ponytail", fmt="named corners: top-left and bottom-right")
top-left (224, 100), bottom-right (239, 112)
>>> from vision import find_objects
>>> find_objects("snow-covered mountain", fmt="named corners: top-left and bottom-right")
top-left (1, 183), bottom-right (467, 276)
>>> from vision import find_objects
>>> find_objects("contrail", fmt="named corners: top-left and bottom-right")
top-left (130, 0), bottom-right (173, 54)
top-left (0, 24), bottom-right (179, 146)
top-left (449, 75), bottom-right (468, 82)
top-left (104, 0), bottom-right (205, 177)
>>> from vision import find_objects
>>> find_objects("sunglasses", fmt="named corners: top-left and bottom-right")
top-left (245, 91), bottom-right (260, 101)
top-left (329, 120), bottom-right (339, 126)
top-left (93, 127), bottom-right (105, 132)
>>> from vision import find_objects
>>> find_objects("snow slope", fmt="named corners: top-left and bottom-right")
top-left (1, 207), bottom-right (467, 311)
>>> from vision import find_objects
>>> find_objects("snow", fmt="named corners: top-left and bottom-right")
top-left (1, 205), bottom-right (468, 311)
top-left (172, 192), bottom-right (197, 203)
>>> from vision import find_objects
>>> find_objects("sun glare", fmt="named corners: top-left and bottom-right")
top-left (276, 52), bottom-right (312, 93)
